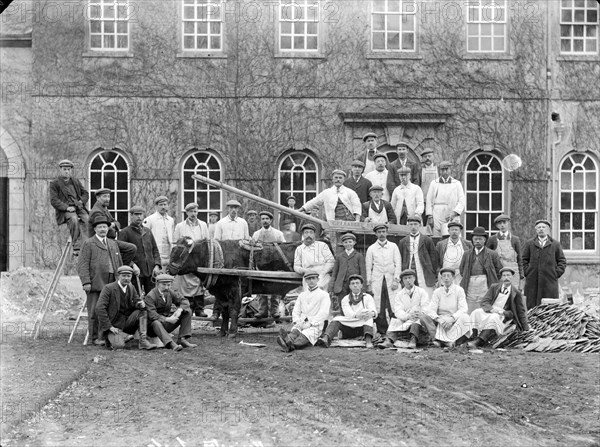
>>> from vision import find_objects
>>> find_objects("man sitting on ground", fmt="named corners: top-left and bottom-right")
top-left (145, 273), bottom-right (198, 351)
top-left (379, 269), bottom-right (431, 349)
top-left (468, 267), bottom-right (530, 349)
top-left (317, 274), bottom-right (377, 349)
top-left (277, 271), bottom-right (331, 352)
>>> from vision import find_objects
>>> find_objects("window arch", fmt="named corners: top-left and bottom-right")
top-left (464, 152), bottom-right (505, 239)
top-left (88, 149), bottom-right (130, 229)
top-left (559, 152), bottom-right (598, 252)
top-left (278, 150), bottom-right (320, 207)
top-left (181, 150), bottom-right (223, 223)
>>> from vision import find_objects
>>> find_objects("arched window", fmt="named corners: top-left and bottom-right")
top-left (464, 152), bottom-right (505, 239)
top-left (559, 152), bottom-right (598, 252)
top-left (181, 150), bottom-right (223, 223)
top-left (278, 151), bottom-right (319, 206)
top-left (88, 149), bottom-right (130, 229)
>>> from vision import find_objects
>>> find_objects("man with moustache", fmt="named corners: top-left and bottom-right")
top-left (144, 196), bottom-right (175, 269)
top-left (119, 206), bottom-right (162, 295)
top-left (390, 166), bottom-right (424, 225)
top-left (245, 210), bottom-right (261, 236)
top-left (87, 188), bottom-right (120, 239)
top-left (522, 219), bottom-right (567, 309)
top-left (343, 159), bottom-right (372, 204)
top-left (357, 132), bottom-right (381, 175)
top-left (364, 153), bottom-right (392, 202)
top-left (387, 141), bottom-right (421, 193)
top-left (426, 161), bottom-right (465, 238)
top-left (486, 214), bottom-right (525, 290)
top-left (49, 159), bottom-right (89, 256)
top-left (419, 147), bottom-right (438, 209)
top-left (300, 170), bottom-right (362, 222)
top-left (214, 199), bottom-right (250, 241)
top-left (468, 267), bottom-right (530, 348)
top-left (361, 185), bottom-right (397, 225)
top-left (293, 223), bottom-right (335, 291)
top-left (436, 221), bottom-right (472, 285)
top-left (459, 227), bottom-right (503, 314)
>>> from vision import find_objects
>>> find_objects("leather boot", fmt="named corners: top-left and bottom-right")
top-left (194, 295), bottom-right (208, 318)
top-left (138, 311), bottom-right (157, 350)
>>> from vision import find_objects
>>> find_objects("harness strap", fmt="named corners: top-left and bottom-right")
top-left (273, 242), bottom-right (294, 272)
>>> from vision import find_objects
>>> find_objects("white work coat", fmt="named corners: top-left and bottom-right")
top-left (332, 293), bottom-right (378, 328)
top-left (214, 216), bottom-right (249, 241)
top-left (365, 169), bottom-right (391, 201)
top-left (143, 211), bottom-right (175, 267)
top-left (390, 182), bottom-right (425, 221)
top-left (426, 177), bottom-right (465, 237)
top-left (292, 287), bottom-right (331, 344)
top-left (303, 185), bottom-right (361, 221)
top-left (365, 240), bottom-right (402, 310)
top-left (387, 286), bottom-right (430, 332)
top-left (293, 241), bottom-right (335, 290)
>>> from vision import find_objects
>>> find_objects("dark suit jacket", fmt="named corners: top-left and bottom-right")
top-left (77, 236), bottom-right (129, 292)
top-left (435, 238), bottom-right (473, 270)
top-left (88, 201), bottom-right (121, 238)
top-left (361, 200), bottom-right (397, 224)
top-left (387, 159), bottom-right (421, 192)
top-left (144, 287), bottom-right (190, 323)
top-left (343, 176), bottom-right (372, 204)
top-left (480, 283), bottom-right (530, 331)
top-left (329, 250), bottom-right (367, 294)
top-left (119, 225), bottom-right (161, 278)
top-left (459, 247), bottom-right (504, 292)
top-left (96, 281), bottom-right (142, 332)
top-left (49, 177), bottom-right (89, 225)
top-left (486, 234), bottom-right (524, 279)
top-left (398, 235), bottom-right (439, 287)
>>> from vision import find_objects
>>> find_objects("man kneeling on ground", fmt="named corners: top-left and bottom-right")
top-left (379, 269), bottom-right (431, 349)
top-left (468, 267), bottom-right (530, 348)
top-left (145, 273), bottom-right (198, 351)
top-left (316, 274), bottom-right (377, 349)
top-left (277, 271), bottom-right (331, 352)
top-left (96, 266), bottom-right (157, 350)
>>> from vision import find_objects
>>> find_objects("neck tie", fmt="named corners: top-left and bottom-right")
top-left (445, 287), bottom-right (450, 294)
top-left (498, 234), bottom-right (505, 240)
top-left (501, 287), bottom-right (508, 295)
top-left (102, 238), bottom-right (107, 247)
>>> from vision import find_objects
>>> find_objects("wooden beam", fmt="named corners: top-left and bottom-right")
top-left (196, 267), bottom-right (302, 280)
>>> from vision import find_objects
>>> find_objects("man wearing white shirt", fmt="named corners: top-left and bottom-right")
top-left (379, 269), bottom-right (431, 349)
top-left (173, 202), bottom-right (210, 317)
top-left (468, 267), bottom-right (530, 348)
top-left (435, 221), bottom-right (472, 285)
top-left (300, 170), bottom-right (361, 221)
top-left (214, 199), bottom-right (250, 241)
top-left (426, 161), bottom-right (465, 238)
top-left (293, 224), bottom-right (335, 290)
top-left (419, 148), bottom-right (438, 207)
top-left (390, 166), bottom-right (424, 225)
top-left (364, 153), bottom-right (391, 201)
top-left (143, 195), bottom-right (175, 269)
top-left (366, 224), bottom-right (402, 336)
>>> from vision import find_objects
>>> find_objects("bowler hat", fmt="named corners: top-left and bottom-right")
top-left (91, 215), bottom-right (110, 227)
top-left (471, 226), bottom-right (489, 238)
top-left (348, 274), bottom-right (364, 283)
top-left (58, 159), bottom-right (74, 168)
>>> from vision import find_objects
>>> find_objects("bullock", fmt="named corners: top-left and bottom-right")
top-left (167, 238), bottom-right (301, 338)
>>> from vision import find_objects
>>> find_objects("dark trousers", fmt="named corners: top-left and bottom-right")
top-left (148, 310), bottom-right (193, 343)
top-left (386, 322), bottom-right (429, 344)
top-left (374, 278), bottom-right (394, 335)
top-left (64, 210), bottom-right (89, 250)
top-left (419, 314), bottom-right (440, 341)
top-left (121, 309), bottom-right (146, 335)
top-left (86, 291), bottom-right (100, 341)
top-left (256, 295), bottom-right (281, 317)
top-left (324, 320), bottom-right (373, 340)
top-left (135, 276), bottom-right (154, 295)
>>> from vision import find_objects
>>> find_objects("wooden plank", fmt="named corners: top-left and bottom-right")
top-left (193, 315), bottom-right (293, 324)
top-left (196, 267), bottom-right (302, 280)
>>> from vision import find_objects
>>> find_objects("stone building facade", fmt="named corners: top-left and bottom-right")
top-left (1, 0), bottom-right (598, 290)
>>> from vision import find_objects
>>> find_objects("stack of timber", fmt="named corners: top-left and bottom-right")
top-left (493, 303), bottom-right (600, 353)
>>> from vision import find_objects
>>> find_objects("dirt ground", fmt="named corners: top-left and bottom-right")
top-left (1, 322), bottom-right (599, 447)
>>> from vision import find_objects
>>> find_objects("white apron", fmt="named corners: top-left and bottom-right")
top-left (466, 275), bottom-right (488, 314)
top-left (442, 241), bottom-right (464, 285)
top-left (496, 239), bottom-right (520, 289)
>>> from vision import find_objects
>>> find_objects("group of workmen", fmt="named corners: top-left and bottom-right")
top-left (49, 133), bottom-right (567, 351)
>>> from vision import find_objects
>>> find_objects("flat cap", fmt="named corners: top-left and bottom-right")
top-left (303, 270), bottom-right (319, 279)
top-left (407, 215), bottom-right (422, 224)
top-left (95, 188), bottom-right (111, 196)
top-left (117, 265), bottom-right (134, 275)
top-left (396, 141), bottom-right (410, 149)
top-left (439, 267), bottom-right (456, 276)
top-left (373, 224), bottom-right (388, 232)
top-left (58, 159), bottom-right (74, 168)
top-left (259, 211), bottom-right (274, 219)
top-left (155, 195), bottom-right (169, 204)
top-left (91, 215), bottom-right (110, 227)
top-left (494, 214), bottom-right (511, 224)
top-left (156, 273), bottom-right (175, 282)
top-left (340, 233), bottom-right (356, 242)
top-left (300, 223), bottom-right (317, 233)
top-left (400, 269), bottom-right (417, 278)
top-left (421, 148), bottom-right (434, 156)
top-left (332, 169), bottom-right (347, 177)
top-left (500, 267), bottom-right (516, 275)
top-left (286, 195), bottom-right (296, 202)
top-left (369, 184), bottom-right (384, 192)
top-left (439, 161), bottom-right (452, 169)
top-left (535, 219), bottom-right (551, 227)
top-left (226, 199), bottom-right (241, 207)
top-left (184, 202), bottom-right (199, 212)
top-left (208, 210), bottom-right (220, 216)
top-left (447, 221), bottom-right (463, 229)
top-left (471, 226), bottom-right (489, 238)
top-left (281, 219), bottom-right (294, 226)
top-left (397, 166), bottom-right (412, 175)
top-left (351, 159), bottom-right (365, 168)
top-left (362, 132), bottom-right (377, 142)
top-left (246, 209), bottom-right (258, 215)
top-left (129, 205), bottom-right (145, 214)
top-left (373, 152), bottom-right (388, 162)
top-left (348, 274), bottom-right (364, 283)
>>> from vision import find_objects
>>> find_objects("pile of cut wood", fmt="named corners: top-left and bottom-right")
top-left (492, 302), bottom-right (600, 353)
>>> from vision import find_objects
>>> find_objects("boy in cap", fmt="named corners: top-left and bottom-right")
top-left (425, 161), bottom-right (465, 238)
top-left (329, 233), bottom-right (367, 310)
top-left (143, 196), bottom-right (174, 269)
top-left (173, 202), bottom-right (210, 317)
top-left (145, 273), bottom-right (198, 351)
top-left (214, 199), bottom-right (250, 241)
top-left (95, 265), bottom-right (157, 350)
top-left (344, 159), bottom-right (373, 203)
top-left (300, 170), bottom-right (361, 221)
top-left (362, 185), bottom-right (397, 224)
top-left (208, 211), bottom-right (220, 239)
top-left (49, 159), bottom-right (89, 255)
top-left (364, 153), bottom-right (391, 201)
top-left (317, 274), bottom-right (377, 348)
top-left (277, 271), bottom-right (331, 352)
top-left (486, 214), bottom-right (524, 290)
top-left (390, 166), bottom-right (424, 225)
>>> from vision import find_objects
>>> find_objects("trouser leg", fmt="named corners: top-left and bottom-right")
top-left (149, 320), bottom-right (175, 344)
top-left (323, 320), bottom-right (342, 340)
top-left (270, 295), bottom-right (281, 318)
top-left (290, 332), bottom-right (311, 349)
top-left (178, 309), bottom-right (193, 338)
top-left (419, 314), bottom-right (437, 342)
top-left (65, 213), bottom-right (82, 251)
top-left (86, 291), bottom-right (100, 341)
top-left (255, 295), bottom-right (268, 317)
